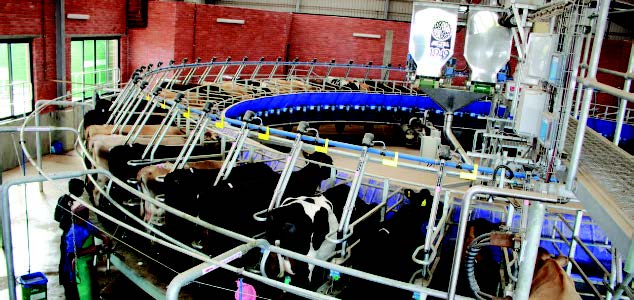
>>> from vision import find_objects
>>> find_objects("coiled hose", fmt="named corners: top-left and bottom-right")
top-left (465, 233), bottom-right (495, 300)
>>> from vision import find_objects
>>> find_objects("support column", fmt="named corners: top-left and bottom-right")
top-left (383, 0), bottom-right (390, 19)
top-left (55, 0), bottom-right (65, 97)
top-left (514, 202), bottom-right (546, 300)
top-left (566, 0), bottom-right (611, 191)
top-left (382, 30), bottom-right (393, 79)
top-left (613, 42), bottom-right (634, 145)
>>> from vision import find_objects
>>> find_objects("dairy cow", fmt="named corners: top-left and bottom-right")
top-left (530, 248), bottom-right (581, 300)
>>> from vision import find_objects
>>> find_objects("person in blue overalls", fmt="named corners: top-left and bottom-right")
top-left (54, 179), bottom-right (85, 299)
top-left (62, 204), bottom-right (109, 300)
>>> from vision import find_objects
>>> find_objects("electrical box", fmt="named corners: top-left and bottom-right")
top-left (420, 135), bottom-right (441, 159)
top-left (514, 88), bottom-right (548, 137)
top-left (522, 33), bottom-right (558, 85)
top-left (548, 53), bottom-right (562, 84)
top-left (538, 112), bottom-right (554, 147)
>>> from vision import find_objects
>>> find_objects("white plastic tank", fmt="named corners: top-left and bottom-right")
top-left (464, 9), bottom-right (512, 84)
top-left (408, 3), bottom-right (459, 78)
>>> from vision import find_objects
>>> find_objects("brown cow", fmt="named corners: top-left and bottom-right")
top-left (530, 248), bottom-right (582, 300)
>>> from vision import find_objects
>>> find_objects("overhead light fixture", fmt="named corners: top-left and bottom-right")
top-left (67, 14), bottom-right (90, 20)
top-left (352, 33), bottom-right (381, 39)
top-left (217, 18), bottom-right (245, 25)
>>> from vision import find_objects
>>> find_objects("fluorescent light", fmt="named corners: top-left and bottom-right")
top-left (216, 18), bottom-right (245, 25)
top-left (66, 13), bottom-right (90, 20)
top-left (352, 33), bottom-right (381, 39)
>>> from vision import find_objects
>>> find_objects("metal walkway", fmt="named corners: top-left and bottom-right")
top-left (564, 117), bottom-right (634, 270)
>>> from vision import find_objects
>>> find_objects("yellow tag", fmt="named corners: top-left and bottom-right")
top-left (382, 152), bottom-right (398, 167)
top-left (258, 127), bottom-right (270, 141)
top-left (160, 100), bottom-right (167, 109)
top-left (214, 116), bottom-right (225, 129)
top-left (183, 107), bottom-right (191, 119)
top-left (315, 139), bottom-right (329, 154)
top-left (460, 164), bottom-right (478, 181)
top-left (145, 94), bottom-right (151, 101)
top-left (421, 199), bottom-right (427, 207)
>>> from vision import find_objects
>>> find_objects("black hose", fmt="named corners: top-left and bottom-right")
top-left (491, 165), bottom-right (514, 185)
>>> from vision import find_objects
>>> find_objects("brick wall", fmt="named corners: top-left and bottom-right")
top-left (0, 0), bottom-right (128, 104)
top-left (0, 0), bottom-right (57, 101)
top-left (128, 1), bottom-right (177, 79)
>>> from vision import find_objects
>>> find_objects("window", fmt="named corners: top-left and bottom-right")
top-left (0, 41), bottom-right (33, 119)
top-left (71, 38), bottom-right (119, 100)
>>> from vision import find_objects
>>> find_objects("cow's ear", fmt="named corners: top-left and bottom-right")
top-left (311, 207), bottom-right (330, 249)
top-left (554, 256), bottom-right (569, 268)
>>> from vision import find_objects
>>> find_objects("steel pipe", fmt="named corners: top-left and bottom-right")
top-left (166, 242), bottom-right (257, 300)
top-left (580, 63), bottom-right (634, 80)
top-left (443, 113), bottom-right (473, 165)
top-left (514, 202), bottom-right (546, 300)
top-left (566, 0), bottom-right (612, 191)
top-left (614, 42), bottom-right (634, 145)
top-left (576, 77), bottom-right (634, 103)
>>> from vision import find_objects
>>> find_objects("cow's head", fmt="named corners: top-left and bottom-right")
top-left (302, 151), bottom-right (334, 182)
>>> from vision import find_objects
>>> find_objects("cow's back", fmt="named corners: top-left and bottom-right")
top-left (530, 258), bottom-right (581, 300)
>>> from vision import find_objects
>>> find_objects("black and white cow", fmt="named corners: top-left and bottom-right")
top-left (264, 183), bottom-right (380, 289)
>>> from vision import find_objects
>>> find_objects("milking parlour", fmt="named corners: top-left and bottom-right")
top-left (0, 0), bottom-right (633, 299)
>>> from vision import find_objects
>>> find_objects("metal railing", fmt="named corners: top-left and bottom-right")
top-left (70, 67), bottom-right (121, 100)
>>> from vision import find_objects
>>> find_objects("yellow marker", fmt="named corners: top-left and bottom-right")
top-left (258, 127), bottom-right (270, 141)
top-left (183, 107), bottom-right (191, 119)
top-left (460, 164), bottom-right (479, 181)
top-left (421, 199), bottom-right (427, 207)
top-left (214, 115), bottom-right (225, 129)
top-left (315, 139), bottom-right (329, 154)
top-left (160, 100), bottom-right (167, 109)
top-left (145, 94), bottom-right (151, 101)
top-left (382, 152), bottom-right (398, 167)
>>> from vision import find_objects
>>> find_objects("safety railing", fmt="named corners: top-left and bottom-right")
top-left (70, 67), bottom-right (121, 100)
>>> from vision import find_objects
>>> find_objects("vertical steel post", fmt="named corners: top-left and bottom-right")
top-left (606, 248), bottom-right (619, 300)
top-left (574, 31), bottom-right (593, 118)
top-left (566, 0), bottom-right (611, 191)
top-left (514, 202), bottom-right (546, 300)
top-left (613, 42), bottom-right (634, 145)
top-left (566, 210), bottom-right (584, 274)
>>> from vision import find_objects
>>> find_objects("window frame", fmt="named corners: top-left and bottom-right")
top-left (0, 39), bottom-right (34, 121)
top-left (70, 37), bottom-right (120, 100)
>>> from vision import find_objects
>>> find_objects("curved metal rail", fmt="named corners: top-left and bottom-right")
top-left (3, 59), bottom-right (628, 300)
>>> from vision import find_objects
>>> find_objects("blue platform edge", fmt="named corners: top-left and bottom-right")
top-left (225, 92), bottom-right (633, 142)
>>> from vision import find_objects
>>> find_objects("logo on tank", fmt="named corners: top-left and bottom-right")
top-left (429, 20), bottom-right (452, 59)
